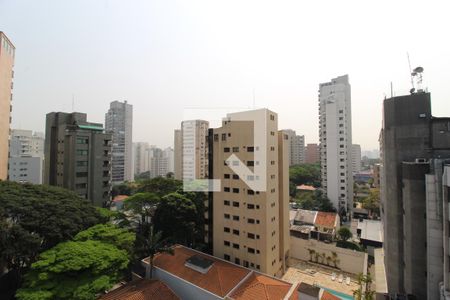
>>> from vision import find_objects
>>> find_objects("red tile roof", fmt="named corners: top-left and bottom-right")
top-left (113, 195), bottom-right (129, 202)
top-left (321, 290), bottom-right (341, 300)
top-left (149, 245), bottom-right (251, 297)
top-left (315, 211), bottom-right (338, 228)
top-left (296, 184), bottom-right (317, 191)
top-left (229, 273), bottom-right (292, 300)
top-left (98, 279), bottom-right (179, 300)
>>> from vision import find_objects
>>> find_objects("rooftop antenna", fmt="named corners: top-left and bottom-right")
top-left (411, 66), bottom-right (424, 92)
top-left (407, 52), bottom-right (415, 94)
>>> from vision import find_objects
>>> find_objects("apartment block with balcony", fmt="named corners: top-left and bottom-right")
top-left (44, 112), bottom-right (112, 207)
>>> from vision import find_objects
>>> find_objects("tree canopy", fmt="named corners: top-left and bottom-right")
top-left (136, 177), bottom-right (182, 196)
top-left (16, 240), bottom-right (129, 300)
top-left (0, 182), bottom-right (106, 274)
top-left (293, 190), bottom-right (335, 212)
top-left (338, 226), bottom-right (353, 241)
top-left (289, 163), bottom-right (321, 187)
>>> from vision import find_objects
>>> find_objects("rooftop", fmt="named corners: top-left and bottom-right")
top-left (112, 195), bottom-right (129, 202)
top-left (148, 245), bottom-right (251, 297)
top-left (297, 184), bottom-right (317, 191)
top-left (99, 279), bottom-right (179, 300)
top-left (294, 209), bottom-right (317, 225)
top-left (229, 273), bottom-right (292, 300)
top-left (358, 219), bottom-right (383, 243)
top-left (315, 212), bottom-right (338, 229)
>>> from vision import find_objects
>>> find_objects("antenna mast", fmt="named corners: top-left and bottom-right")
top-left (407, 52), bottom-right (415, 94)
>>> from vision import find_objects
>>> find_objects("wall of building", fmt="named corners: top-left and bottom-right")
top-left (8, 156), bottom-right (43, 184)
top-left (0, 32), bottom-right (14, 180)
top-left (174, 129), bottom-right (182, 180)
top-left (289, 238), bottom-right (367, 275)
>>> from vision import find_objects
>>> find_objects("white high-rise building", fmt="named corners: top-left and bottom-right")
top-left (319, 75), bottom-right (353, 215)
top-left (133, 142), bottom-right (150, 176)
top-left (105, 100), bottom-right (133, 183)
top-left (351, 144), bottom-right (362, 174)
top-left (180, 120), bottom-right (209, 181)
top-left (282, 129), bottom-right (305, 166)
top-left (164, 147), bottom-right (174, 174)
top-left (8, 129), bottom-right (44, 184)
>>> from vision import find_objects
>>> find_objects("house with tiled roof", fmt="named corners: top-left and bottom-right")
top-left (98, 278), bottom-right (179, 300)
top-left (314, 212), bottom-right (340, 235)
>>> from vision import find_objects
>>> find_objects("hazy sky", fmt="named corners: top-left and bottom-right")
top-left (1, 0), bottom-right (449, 150)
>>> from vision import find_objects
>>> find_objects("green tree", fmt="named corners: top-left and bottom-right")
top-left (143, 226), bottom-right (174, 279)
top-left (16, 240), bottom-right (129, 300)
top-left (0, 182), bottom-right (106, 290)
top-left (136, 177), bottom-right (182, 196)
top-left (289, 163), bottom-right (321, 187)
top-left (289, 182), bottom-right (297, 198)
top-left (123, 192), bottom-right (160, 229)
top-left (362, 188), bottom-right (380, 216)
top-left (74, 224), bottom-right (135, 257)
top-left (153, 192), bottom-right (197, 245)
top-left (353, 273), bottom-right (375, 300)
top-left (111, 183), bottom-right (134, 198)
top-left (337, 227), bottom-right (353, 241)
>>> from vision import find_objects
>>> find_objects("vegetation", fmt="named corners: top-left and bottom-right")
top-left (337, 226), bottom-right (352, 241)
top-left (112, 182), bottom-right (135, 198)
top-left (143, 226), bottom-right (174, 279)
top-left (289, 163), bottom-right (321, 187)
top-left (0, 182), bottom-right (107, 294)
top-left (136, 177), bottom-right (182, 196)
top-left (353, 273), bottom-right (375, 300)
top-left (361, 188), bottom-right (380, 216)
top-left (293, 190), bottom-right (335, 212)
top-left (16, 240), bottom-right (129, 300)
top-left (306, 249), bottom-right (340, 269)
top-left (336, 240), bottom-right (363, 251)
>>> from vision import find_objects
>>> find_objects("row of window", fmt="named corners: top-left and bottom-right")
top-left (223, 254), bottom-right (261, 270)
top-left (223, 200), bottom-right (261, 210)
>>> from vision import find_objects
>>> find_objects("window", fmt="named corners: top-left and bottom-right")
top-left (76, 161), bottom-right (88, 167)
top-left (232, 188), bottom-right (239, 193)
top-left (224, 214), bottom-right (230, 219)
top-left (248, 218), bottom-right (255, 224)
top-left (247, 146), bottom-right (254, 152)
top-left (233, 201), bottom-right (239, 207)
top-left (233, 243), bottom-right (239, 249)
top-left (224, 187), bottom-right (230, 192)
top-left (232, 147), bottom-right (239, 152)
top-left (233, 215), bottom-right (239, 221)
top-left (224, 254), bottom-right (230, 261)
top-left (247, 204), bottom-right (255, 209)
top-left (247, 161), bottom-right (254, 167)
top-left (271, 161), bottom-right (275, 165)
top-left (224, 174), bottom-right (230, 179)
top-left (222, 133), bottom-right (226, 141)
top-left (214, 134), bottom-right (219, 141)
top-left (228, 133), bottom-right (231, 137)
top-left (76, 149), bottom-right (88, 156)
top-left (76, 138), bottom-right (88, 144)
top-left (247, 233), bottom-right (255, 239)
top-left (235, 258), bottom-right (240, 265)
top-left (270, 114), bottom-right (275, 120)
top-left (339, 117), bottom-right (343, 120)
top-left (339, 109), bottom-right (343, 113)
top-left (244, 261), bottom-right (249, 268)
top-left (224, 147), bottom-right (230, 152)
top-left (224, 241), bottom-right (230, 246)
top-left (233, 229), bottom-right (239, 235)
top-left (248, 248), bottom-right (255, 254)
top-left (75, 183), bottom-right (87, 189)
top-left (232, 174), bottom-right (239, 180)
top-left (224, 227), bottom-right (230, 233)
top-left (270, 131), bottom-right (275, 136)
top-left (247, 190), bottom-right (255, 195)
top-left (224, 200), bottom-right (230, 206)
top-left (247, 175), bottom-right (254, 181)
top-left (76, 172), bottom-right (88, 177)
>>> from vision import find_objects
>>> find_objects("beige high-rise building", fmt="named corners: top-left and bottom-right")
top-left (174, 129), bottom-right (182, 180)
top-left (0, 32), bottom-right (15, 180)
top-left (208, 109), bottom-right (289, 277)
top-left (173, 120), bottom-right (209, 181)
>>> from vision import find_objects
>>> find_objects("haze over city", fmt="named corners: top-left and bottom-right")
top-left (1, 0), bottom-right (450, 150)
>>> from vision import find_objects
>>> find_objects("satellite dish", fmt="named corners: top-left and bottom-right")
top-left (410, 88), bottom-right (416, 94)
top-left (411, 72), bottom-right (417, 76)
top-left (413, 66), bottom-right (424, 73)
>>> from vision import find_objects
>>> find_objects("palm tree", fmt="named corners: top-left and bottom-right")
top-left (144, 226), bottom-right (174, 279)
top-left (321, 253), bottom-right (326, 264)
top-left (331, 251), bottom-right (339, 268)
top-left (326, 255), bottom-right (332, 266)
top-left (353, 273), bottom-right (374, 300)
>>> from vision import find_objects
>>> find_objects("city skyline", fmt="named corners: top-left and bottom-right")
top-left (1, 1), bottom-right (450, 151)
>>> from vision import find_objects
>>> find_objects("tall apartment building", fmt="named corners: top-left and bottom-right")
top-left (133, 142), bottom-right (150, 176)
top-left (175, 120), bottom-right (209, 181)
top-left (147, 146), bottom-right (173, 178)
top-left (105, 100), bottom-right (133, 184)
top-left (208, 109), bottom-right (290, 277)
top-left (352, 144), bottom-right (362, 174)
top-left (44, 112), bottom-right (112, 207)
top-left (318, 75), bottom-right (353, 215)
top-left (305, 143), bottom-right (320, 164)
top-left (282, 129), bottom-right (305, 166)
top-left (164, 147), bottom-right (174, 174)
top-left (8, 129), bottom-right (44, 184)
top-left (174, 129), bottom-right (182, 180)
top-left (0, 32), bottom-right (15, 180)
top-left (380, 92), bottom-right (450, 299)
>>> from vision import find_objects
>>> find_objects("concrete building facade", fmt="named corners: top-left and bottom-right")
top-left (282, 129), bottom-right (305, 166)
top-left (380, 92), bottom-right (450, 299)
top-left (177, 120), bottom-right (209, 181)
top-left (0, 32), bottom-right (15, 180)
top-left (319, 75), bottom-right (353, 215)
top-left (44, 112), bottom-right (112, 207)
top-left (133, 142), bottom-right (150, 176)
top-left (8, 129), bottom-right (44, 184)
top-left (208, 109), bottom-right (289, 277)
top-left (352, 144), bottom-right (362, 174)
top-left (305, 143), bottom-right (320, 164)
top-left (105, 100), bottom-right (133, 183)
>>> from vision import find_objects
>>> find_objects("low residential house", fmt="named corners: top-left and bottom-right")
top-left (139, 244), bottom-right (336, 300)
top-left (111, 195), bottom-right (129, 211)
top-left (99, 278), bottom-right (179, 300)
top-left (290, 210), bottom-right (340, 241)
